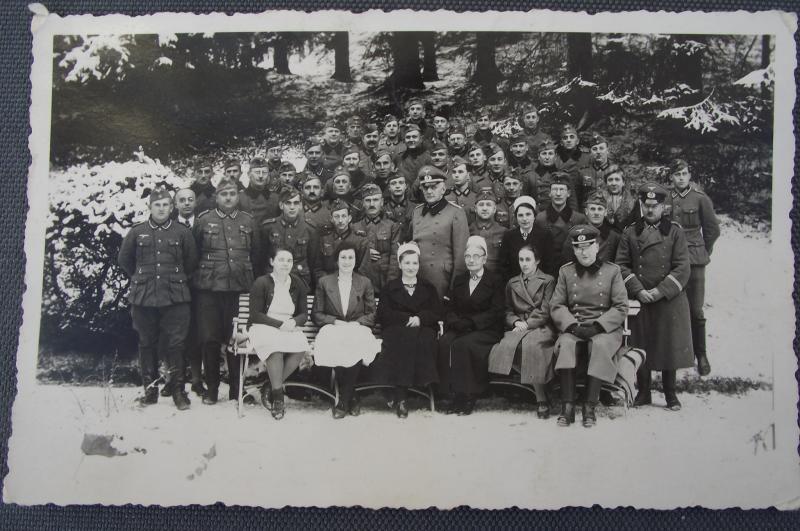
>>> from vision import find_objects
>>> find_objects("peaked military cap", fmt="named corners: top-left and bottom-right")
top-left (569, 224), bottom-right (600, 246)
top-left (550, 171), bottom-right (572, 187)
top-left (475, 188), bottom-right (498, 204)
top-left (417, 165), bottom-right (446, 185)
top-left (638, 182), bottom-right (668, 203)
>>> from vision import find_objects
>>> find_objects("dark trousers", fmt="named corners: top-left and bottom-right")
top-left (686, 265), bottom-right (707, 357)
top-left (185, 294), bottom-right (202, 385)
top-left (335, 363), bottom-right (362, 406)
top-left (131, 303), bottom-right (190, 391)
top-left (195, 290), bottom-right (240, 394)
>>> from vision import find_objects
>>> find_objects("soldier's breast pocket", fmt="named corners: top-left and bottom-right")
top-left (239, 225), bottom-right (253, 247)
top-left (322, 241), bottom-right (335, 257)
top-left (294, 237), bottom-right (309, 260)
top-left (135, 234), bottom-right (152, 259)
top-left (495, 211), bottom-right (509, 225)
top-left (166, 238), bottom-right (181, 259)
top-left (202, 224), bottom-right (220, 246)
top-left (376, 232), bottom-right (391, 253)
top-left (581, 174), bottom-right (594, 187)
top-left (680, 208), bottom-right (700, 229)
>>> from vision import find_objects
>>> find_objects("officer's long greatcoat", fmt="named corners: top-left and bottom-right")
top-left (550, 260), bottom-right (629, 383)
top-left (616, 217), bottom-right (694, 370)
top-left (410, 199), bottom-right (470, 297)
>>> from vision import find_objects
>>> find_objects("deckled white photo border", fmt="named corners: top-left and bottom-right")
top-left (5, 6), bottom-right (798, 509)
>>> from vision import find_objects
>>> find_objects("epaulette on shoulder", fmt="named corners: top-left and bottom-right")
top-left (260, 217), bottom-right (278, 226)
top-left (196, 209), bottom-right (211, 218)
top-left (131, 220), bottom-right (147, 229)
top-left (239, 210), bottom-right (253, 218)
top-left (413, 203), bottom-right (424, 210)
top-left (671, 220), bottom-right (683, 228)
top-left (559, 261), bottom-right (575, 271)
top-left (354, 229), bottom-right (367, 237)
top-left (446, 200), bottom-right (463, 209)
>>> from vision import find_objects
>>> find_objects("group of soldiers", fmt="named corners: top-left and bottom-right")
top-left (117, 98), bottom-right (720, 411)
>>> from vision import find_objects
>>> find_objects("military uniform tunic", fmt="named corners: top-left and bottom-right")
top-left (118, 218), bottom-right (198, 389)
top-left (494, 197), bottom-right (518, 229)
top-left (384, 195), bottom-right (418, 240)
top-left (314, 226), bottom-right (372, 283)
top-left (469, 219), bottom-right (506, 274)
top-left (190, 181), bottom-right (216, 216)
top-left (193, 208), bottom-right (259, 397)
top-left (238, 186), bottom-right (280, 226)
top-left (533, 205), bottom-right (589, 276)
top-left (351, 214), bottom-right (402, 295)
top-left (302, 201), bottom-right (332, 232)
top-left (258, 215), bottom-right (320, 289)
top-left (575, 159), bottom-right (614, 208)
top-left (550, 260), bottom-right (629, 383)
top-left (410, 199), bottom-right (470, 297)
top-left (444, 187), bottom-right (478, 224)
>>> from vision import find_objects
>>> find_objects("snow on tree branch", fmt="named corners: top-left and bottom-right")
top-left (657, 89), bottom-right (740, 133)
top-left (734, 64), bottom-right (774, 89)
top-left (58, 35), bottom-right (134, 83)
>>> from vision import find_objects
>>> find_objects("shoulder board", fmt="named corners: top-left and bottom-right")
top-left (602, 261), bottom-right (621, 271)
top-left (446, 200), bottom-right (463, 209)
top-left (413, 203), bottom-right (424, 210)
top-left (354, 229), bottom-right (367, 237)
top-left (239, 210), bottom-right (253, 218)
top-left (131, 220), bottom-right (147, 228)
top-left (671, 220), bottom-right (683, 228)
top-left (558, 261), bottom-right (575, 272)
top-left (260, 217), bottom-right (278, 226)
top-left (196, 209), bottom-right (211, 218)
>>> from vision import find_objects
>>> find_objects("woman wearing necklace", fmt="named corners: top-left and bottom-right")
top-left (497, 196), bottom-right (549, 281)
top-left (371, 242), bottom-right (442, 418)
top-left (488, 245), bottom-right (557, 418)
top-left (437, 235), bottom-right (505, 415)
top-left (312, 241), bottom-right (381, 419)
top-left (247, 247), bottom-right (312, 420)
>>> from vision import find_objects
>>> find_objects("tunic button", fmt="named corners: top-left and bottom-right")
top-left (157, 263), bottom-right (160, 267)
top-left (157, 251), bottom-right (161, 255)
top-left (156, 275), bottom-right (160, 279)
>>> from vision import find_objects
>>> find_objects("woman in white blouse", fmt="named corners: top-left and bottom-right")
top-left (247, 247), bottom-right (311, 420)
top-left (312, 241), bottom-right (381, 419)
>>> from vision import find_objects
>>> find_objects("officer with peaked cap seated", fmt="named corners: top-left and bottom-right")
top-left (550, 224), bottom-right (629, 428)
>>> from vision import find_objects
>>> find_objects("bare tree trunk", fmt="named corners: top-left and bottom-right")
top-left (388, 32), bottom-right (423, 89)
top-left (420, 32), bottom-right (439, 81)
top-left (567, 33), bottom-right (593, 80)
top-left (331, 32), bottom-right (353, 82)
top-left (274, 35), bottom-right (291, 74)
top-left (761, 34), bottom-right (771, 100)
top-left (673, 35), bottom-right (705, 103)
top-left (474, 32), bottom-right (500, 102)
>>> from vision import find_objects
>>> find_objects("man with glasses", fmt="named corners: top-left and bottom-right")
top-left (409, 166), bottom-right (469, 297)
top-left (550, 225), bottom-right (628, 428)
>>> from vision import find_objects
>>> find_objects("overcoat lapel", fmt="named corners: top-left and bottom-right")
top-left (637, 225), bottom-right (664, 252)
top-left (510, 276), bottom-right (535, 307)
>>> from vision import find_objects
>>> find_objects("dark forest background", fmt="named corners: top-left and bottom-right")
top-left (41, 31), bottom-right (774, 377)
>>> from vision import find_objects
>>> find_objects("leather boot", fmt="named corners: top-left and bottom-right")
top-left (202, 387), bottom-right (218, 405)
top-left (172, 386), bottom-right (190, 411)
top-left (160, 379), bottom-right (174, 397)
top-left (558, 402), bottom-right (575, 427)
top-left (662, 370), bottom-right (682, 411)
top-left (693, 322), bottom-right (711, 376)
top-left (582, 402), bottom-right (597, 428)
top-left (634, 369), bottom-right (652, 407)
top-left (136, 386), bottom-right (158, 407)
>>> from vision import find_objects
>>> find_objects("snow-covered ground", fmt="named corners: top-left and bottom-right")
top-left (4, 218), bottom-right (799, 509)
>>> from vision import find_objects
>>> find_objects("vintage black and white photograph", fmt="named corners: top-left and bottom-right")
top-left (3, 7), bottom-right (799, 509)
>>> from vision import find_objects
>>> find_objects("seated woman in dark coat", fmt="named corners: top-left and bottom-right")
top-left (371, 241), bottom-right (442, 418)
top-left (312, 241), bottom-right (381, 419)
top-left (248, 247), bottom-right (311, 420)
top-left (437, 235), bottom-right (505, 415)
top-left (488, 245), bottom-right (557, 418)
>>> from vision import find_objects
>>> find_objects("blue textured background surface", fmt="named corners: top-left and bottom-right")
top-left (1, 1), bottom-right (798, 528)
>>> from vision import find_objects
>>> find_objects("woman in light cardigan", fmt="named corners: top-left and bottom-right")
top-left (248, 247), bottom-right (311, 420)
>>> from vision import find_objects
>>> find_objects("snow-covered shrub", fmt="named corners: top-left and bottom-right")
top-left (42, 151), bottom-right (187, 354)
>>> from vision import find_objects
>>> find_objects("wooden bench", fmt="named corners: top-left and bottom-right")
top-left (231, 294), bottom-right (436, 417)
top-left (232, 294), bottom-right (642, 416)
top-left (488, 300), bottom-right (643, 410)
